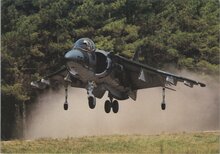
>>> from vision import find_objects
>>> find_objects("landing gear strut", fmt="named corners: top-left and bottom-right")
top-left (104, 93), bottom-right (119, 113)
top-left (161, 87), bottom-right (166, 110)
top-left (87, 81), bottom-right (96, 109)
top-left (64, 83), bottom-right (68, 110)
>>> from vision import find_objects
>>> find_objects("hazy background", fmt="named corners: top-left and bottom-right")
top-left (25, 71), bottom-right (219, 139)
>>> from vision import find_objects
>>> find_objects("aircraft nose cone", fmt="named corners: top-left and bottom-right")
top-left (64, 49), bottom-right (85, 62)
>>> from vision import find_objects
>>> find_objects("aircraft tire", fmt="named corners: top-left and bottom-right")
top-left (112, 100), bottom-right (119, 113)
top-left (64, 103), bottom-right (68, 110)
top-left (161, 103), bottom-right (166, 110)
top-left (104, 100), bottom-right (111, 113)
top-left (88, 96), bottom-right (96, 109)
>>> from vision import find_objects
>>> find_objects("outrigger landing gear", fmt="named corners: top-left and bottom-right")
top-left (161, 87), bottom-right (166, 110)
top-left (104, 93), bottom-right (119, 113)
top-left (64, 83), bottom-right (68, 110)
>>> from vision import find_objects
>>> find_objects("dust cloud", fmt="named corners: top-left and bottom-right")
top-left (25, 70), bottom-right (220, 139)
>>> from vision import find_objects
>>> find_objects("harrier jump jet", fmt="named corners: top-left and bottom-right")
top-left (31, 38), bottom-right (206, 113)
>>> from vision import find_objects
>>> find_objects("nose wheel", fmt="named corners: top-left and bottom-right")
top-left (88, 96), bottom-right (96, 109)
top-left (104, 93), bottom-right (119, 113)
top-left (87, 81), bottom-right (96, 109)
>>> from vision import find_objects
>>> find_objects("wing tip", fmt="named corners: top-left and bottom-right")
top-left (30, 80), bottom-right (47, 89)
top-left (199, 83), bottom-right (206, 87)
top-left (31, 81), bottom-right (40, 88)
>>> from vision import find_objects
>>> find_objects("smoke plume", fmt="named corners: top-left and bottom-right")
top-left (25, 70), bottom-right (220, 139)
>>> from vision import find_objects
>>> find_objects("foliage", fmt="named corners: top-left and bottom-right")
top-left (1, 132), bottom-right (219, 153)
top-left (1, 0), bottom-right (219, 140)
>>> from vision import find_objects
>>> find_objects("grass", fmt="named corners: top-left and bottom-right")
top-left (1, 132), bottom-right (219, 153)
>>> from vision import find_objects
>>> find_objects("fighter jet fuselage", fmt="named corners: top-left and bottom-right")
top-left (31, 38), bottom-right (206, 113)
top-left (65, 47), bottom-right (128, 100)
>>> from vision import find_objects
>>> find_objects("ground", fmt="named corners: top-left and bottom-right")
top-left (1, 132), bottom-right (219, 153)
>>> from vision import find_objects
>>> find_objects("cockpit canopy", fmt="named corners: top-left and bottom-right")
top-left (73, 38), bottom-right (96, 52)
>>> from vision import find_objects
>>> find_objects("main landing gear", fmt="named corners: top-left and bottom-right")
top-left (63, 80), bottom-right (119, 113)
top-left (104, 93), bottom-right (119, 113)
top-left (161, 87), bottom-right (166, 110)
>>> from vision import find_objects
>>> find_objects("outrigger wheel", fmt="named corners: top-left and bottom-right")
top-left (161, 102), bottom-right (166, 110)
top-left (64, 102), bottom-right (68, 110)
top-left (64, 83), bottom-right (69, 111)
top-left (161, 87), bottom-right (166, 110)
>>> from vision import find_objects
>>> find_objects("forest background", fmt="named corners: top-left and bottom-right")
top-left (1, 0), bottom-right (219, 140)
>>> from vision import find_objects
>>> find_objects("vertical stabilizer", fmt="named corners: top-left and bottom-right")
top-left (132, 50), bottom-right (140, 61)
top-left (132, 50), bottom-right (142, 61)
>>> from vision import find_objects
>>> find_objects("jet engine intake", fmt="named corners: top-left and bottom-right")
top-left (95, 50), bottom-right (112, 78)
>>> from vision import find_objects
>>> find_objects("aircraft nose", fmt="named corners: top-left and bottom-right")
top-left (64, 49), bottom-right (85, 63)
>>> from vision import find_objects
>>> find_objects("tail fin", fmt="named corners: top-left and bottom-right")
top-left (132, 50), bottom-right (140, 61)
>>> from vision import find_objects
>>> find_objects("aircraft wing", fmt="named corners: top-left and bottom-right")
top-left (31, 66), bottom-right (85, 89)
top-left (114, 55), bottom-right (206, 90)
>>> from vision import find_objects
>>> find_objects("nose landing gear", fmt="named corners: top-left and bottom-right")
top-left (88, 96), bottom-right (96, 109)
top-left (87, 81), bottom-right (96, 109)
top-left (104, 93), bottom-right (119, 113)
